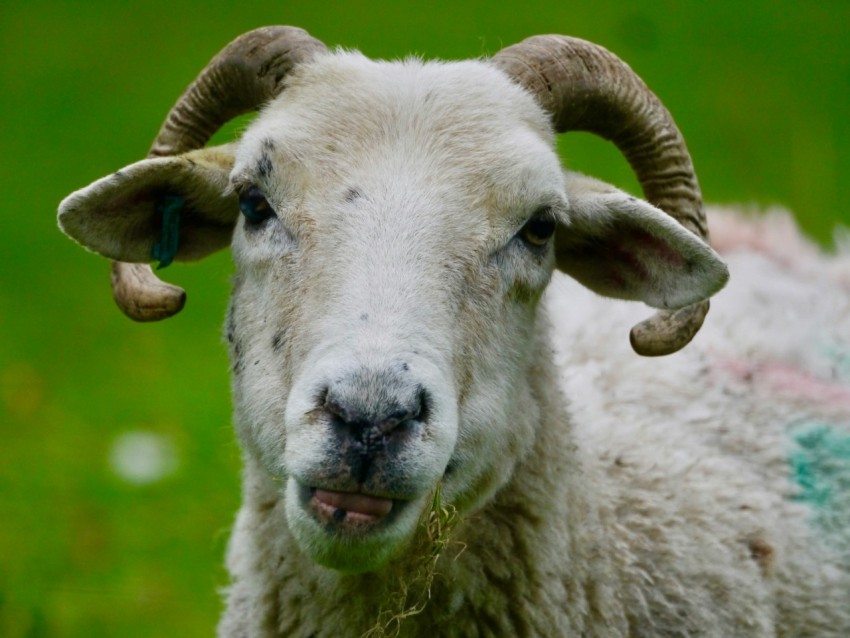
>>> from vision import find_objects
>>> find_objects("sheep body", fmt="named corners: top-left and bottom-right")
top-left (550, 208), bottom-right (850, 636)
top-left (57, 43), bottom-right (850, 637)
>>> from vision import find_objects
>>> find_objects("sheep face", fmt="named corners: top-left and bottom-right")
top-left (226, 56), bottom-right (564, 571)
top-left (58, 52), bottom-right (727, 574)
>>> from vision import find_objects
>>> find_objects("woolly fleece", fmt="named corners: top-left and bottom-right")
top-left (219, 210), bottom-right (850, 637)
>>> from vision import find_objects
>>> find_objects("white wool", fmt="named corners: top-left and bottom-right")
top-left (57, 43), bottom-right (850, 636)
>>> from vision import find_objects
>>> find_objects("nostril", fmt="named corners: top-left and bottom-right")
top-left (414, 387), bottom-right (430, 424)
top-left (323, 393), bottom-right (350, 424)
top-left (378, 404), bottom-right (421, 435)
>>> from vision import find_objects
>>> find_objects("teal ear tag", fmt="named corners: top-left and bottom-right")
top-left (151, 195), bottom-right (183, 269)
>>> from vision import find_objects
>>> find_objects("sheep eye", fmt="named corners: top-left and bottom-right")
top-left (519, 209), bottom-right (556, 248)
top-left (239, 186), bottom-right (276, 225)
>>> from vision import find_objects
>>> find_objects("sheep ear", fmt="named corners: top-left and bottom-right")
top-left (556, 173), bottom-right (729, 309)
top-left (58, 144), bottom-right (238, 266)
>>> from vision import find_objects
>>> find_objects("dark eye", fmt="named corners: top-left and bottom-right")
top-left (519, 209), bottom-right (556, 248)
top-left (239, 186), bottom-right (276, 225)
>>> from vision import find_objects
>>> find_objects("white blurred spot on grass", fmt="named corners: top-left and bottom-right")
top-left (109, 431), bottom-right (178, 485)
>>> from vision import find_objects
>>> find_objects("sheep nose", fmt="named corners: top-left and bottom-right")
top-left (321, 366), bottom-right (428, 452)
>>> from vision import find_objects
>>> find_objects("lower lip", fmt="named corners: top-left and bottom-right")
top-left (311, 488), bottom-right (396, 527)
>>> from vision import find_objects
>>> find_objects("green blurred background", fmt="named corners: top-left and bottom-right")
top-left (1, 1), bottom-right (848, 635)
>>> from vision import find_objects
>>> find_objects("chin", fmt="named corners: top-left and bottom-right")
top-left (284, 478), bottom-right (431, 573)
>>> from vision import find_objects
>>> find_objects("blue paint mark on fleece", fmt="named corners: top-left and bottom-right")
top-left (151, 195), bottom-right (183, 270)
top-left (788, 421), bottom-right (850, 541)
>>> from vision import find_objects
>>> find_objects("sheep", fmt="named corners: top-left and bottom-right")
top-left (57, 26), bottom-right (850, 637)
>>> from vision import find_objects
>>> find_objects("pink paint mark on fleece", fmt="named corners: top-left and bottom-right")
top-left (718, 357), bottom-right (850, 412)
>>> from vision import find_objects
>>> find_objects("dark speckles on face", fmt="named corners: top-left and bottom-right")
top-left (226, 311), bottom-right (244, 375)
top-left (255, 139), bottom-right (277, 179)
top-left (257, 153), bottom-right (273, 180)
top-left (344, 187), bottom-right (362, 203)
top-left (272, 329), bottom-right (287, 353)
top-left (231, 345), bottom-right (244, 375)
top-left (226, 312), bottom-right (236, 344)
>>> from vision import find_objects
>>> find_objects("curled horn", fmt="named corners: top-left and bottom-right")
top-left (492, 35), bottom-right (718, 356)
top-left (113, 26), bottom-right (328, 321)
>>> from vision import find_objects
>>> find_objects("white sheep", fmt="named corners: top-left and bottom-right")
top-left (57, 27), bottom-right (850, 637)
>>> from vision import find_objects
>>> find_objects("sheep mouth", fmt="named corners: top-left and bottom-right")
top-left (304, 486), bottom-right (404, 531)
top-left (288, 481), bottom-right (428, 571)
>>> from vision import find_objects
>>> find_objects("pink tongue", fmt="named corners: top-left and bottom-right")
top-left (314, 489), bottom-right (393, 517)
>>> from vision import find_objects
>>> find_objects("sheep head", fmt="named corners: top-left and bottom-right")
top-left (58, 28), bottom-right (727, 573)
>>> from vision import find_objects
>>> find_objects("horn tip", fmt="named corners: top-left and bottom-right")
top-left (629, 300), bottom-right (710, 357)
top-left (111, 261), bottom-right (187, 322)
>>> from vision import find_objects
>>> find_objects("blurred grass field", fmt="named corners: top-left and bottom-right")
top-left (1, 1), bottom-right (848, 635)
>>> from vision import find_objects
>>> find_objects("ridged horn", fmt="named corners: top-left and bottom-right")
top-left (492, 35), bottom-right (715, 356)
top-left (113, 26), bottom-right (328, 321)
